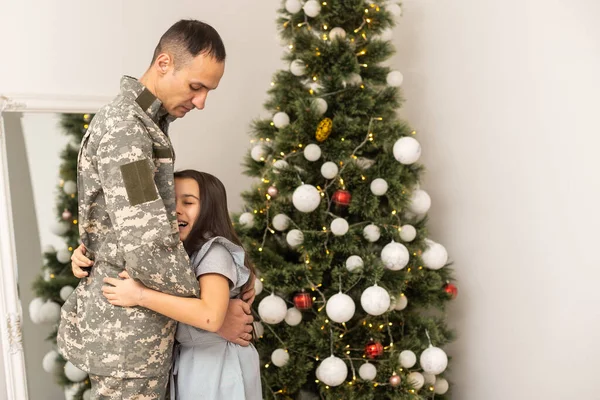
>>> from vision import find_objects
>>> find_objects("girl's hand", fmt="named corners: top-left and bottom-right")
top-left (71, 244), bottom-right (93, 278)
top-left (102, 271), bottom-right (145, 307)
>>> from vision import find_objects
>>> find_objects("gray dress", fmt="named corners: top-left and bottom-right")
top-left (170, 237), bottom-right (262, 400)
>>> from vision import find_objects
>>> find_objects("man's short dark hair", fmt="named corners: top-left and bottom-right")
top-left (151, 20), bottom-right (226, 69)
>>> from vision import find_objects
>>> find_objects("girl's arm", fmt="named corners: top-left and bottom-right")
top-left (102, 271), bottom-right (230, 332)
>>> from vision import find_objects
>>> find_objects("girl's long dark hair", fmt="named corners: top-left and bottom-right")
top-left (174, 170), bottom-right (256, 294)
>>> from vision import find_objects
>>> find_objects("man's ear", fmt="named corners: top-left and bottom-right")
top-left (154, 53), bottom-right (172, 74)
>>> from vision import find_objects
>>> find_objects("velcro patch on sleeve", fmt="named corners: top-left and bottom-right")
top-left (120, 159), bottom-right (158, 206)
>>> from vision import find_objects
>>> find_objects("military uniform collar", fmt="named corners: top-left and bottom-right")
top-left (120, 76), bottom-right (175, 125)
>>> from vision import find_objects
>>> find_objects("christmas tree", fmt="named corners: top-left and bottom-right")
top-left (236, 1), bottom-right (456, 399)
top-left (28, 113), bottom-right (92, 399)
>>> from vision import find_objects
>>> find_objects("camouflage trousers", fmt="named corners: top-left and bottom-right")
top-left (89, 373), bottom-right (169, 400)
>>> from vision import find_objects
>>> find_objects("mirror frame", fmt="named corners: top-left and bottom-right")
top-left (0, 93), bottom-right (111, 399)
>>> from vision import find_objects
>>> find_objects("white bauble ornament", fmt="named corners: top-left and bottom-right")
top-left (320, 162), bottom-right (338, 179)
top-left (42, 244), bottom-right (55, 254)
top-left (400, 225), bottom-right (417, 242)
top-left (358, 363), bottom-right (377, 381)
top-left (285, 307), bottom-right (303, 326)
top-left (399, 350), bottom-right (417, 368)
top-left (303, 0), bottom-right (322, 17)
top-left (285, 0), bottom-right (302, 13)
top-left (394, 294), bottom-right (408, 310)
top-left (381, 241), bottom-right (409, 271)
top-left (393, 137), bottom-right (421, 164)
top-left (347, 73), bottom-right (363, 86)
top-left (423, 372), bottom-right (436, 385)
top-left (273, 159), bottom-right (289, 172)
top-left (42, 350), bottom-right (63, 374)
top-left (290, 59), bottom-right (306, 76)
top-left (64, 362), bottom-right (87, 382)
top-left (345, 255), bottom-right (364, 273)
top-left (29, 297), bottom-right (45, 324)
top-left (387, 3), bottom-right (402, 17)
top-left (330, 218), bottom-right (349, 236)
top-left (329, 27), bottom-right (346, 40)
top-left (82, 389), bottom-right (91, 400)
top-left (422, 239), bottom-right (448, 270)
top-left (318, 356), bottom-right (348, 387)
top-left (292, 184), bottom-right (321, 213)
top-left (253, 321), bottom-right (265, 338)
top-left (434, 378), bottom-right (449, 394)
top-left (286, 229), bottom-right (304, 248)
top-left (370, 178), bottom-right (388, 196)
top-left (272, 214), bottom-right (290, 231)
top-left (273, 112), bottom-right (290, 128)
top-left (315, 365), bottom-right (322, 381)
top-left (360, 284), bottom-right (390, 316)
top-left (254, 278), bottom-right (263, 296)
top-left (408, 372), bottom-right (425, 390)
top-left (303, 144), bottom-right (322, 161)
top-left (258, 294), bottom-right (288, 324)
top-left (326, 292), bottom-right (355, 323)
top-left (363, 224), bottom-right (381, 242)
top-left (239, 212), bottom-right (255, 228)
top-left (51, 222), bottom-right (69, 236)
top-left (387, 70), bottom-right (404, 87)
top-left (56, 248), bottom-right (71, 264)
top-left (312, 98), bottom-right (328, 116)
top-left (251, 144), bottom-right (267, 162)
top-left (379, 28), bottom-right (393, 41)
top-left (420, 346), bottom-right (448, 375)
top-left (39, 301), bottom-right (61, 324)
top-left (60, 286), bottom-right (74, 301)
top-left (63, 180), bottom-right (77, 195)
top-left (408, 189), bottom-right (431, 214)
top-left (271, 349), bottom-right (290, 367)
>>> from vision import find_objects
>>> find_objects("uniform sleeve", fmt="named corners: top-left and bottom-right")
top-left (194, 244), bottom-right (237, 287)
top-left (97, 120), bottom-right (199, 297)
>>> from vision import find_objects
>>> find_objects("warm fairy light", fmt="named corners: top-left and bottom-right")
top-left (312, 76), bottom-right (318, 81)
top-left (271, 82), bottom-right (275, 86)
top-left (270, 122), bottom-right (274, 126)
top-left (392, 210), bottom-right (397, 215)
top-left (68, 247), bottom-right (73, 251)
top-left (253, 210), bottom-right (258, 213)
top-left (309, 89), bottom-right (314, 95)
top-left (289, 44), bottom-right (294, 49)
top-left (369, 323), bottom-right (373, 328)
top-left (325, 319), bottom-right (329, 323)
top-left (389, 322), bottom-right (393, 326)
top-left (50, 274), bottom-right (55, 279)
top-left (362, 33), bottom-right (367, 40)
top-left (361, 64), bottom-right (368, 68)
top-left (258, 247), bottom-right (263, 252)
top-left (71, 194), bottom-right (75, 198)
top-left (297, 23), bottom-right (303, 27)
top-left (266, 194), bottom-right (271, 200)
top-left (83, 124), bottom-right (89, 129)
top-left (298, 143), bottom-right (303, 147)
top-left (266, 138), bottom-right (271, 142)
top-left (361, 175), bottom-right (366, 180)
top-left (366, 18), bottom-right (371, 23)
top-left (323, 25), bottom-right (328, 30)
top-left (339, 334), bottom-right (344, 338)
top-left (412, 130), bottom-right (417, 135)
top-left (265, 364), bottom-right (270, 368)
top-left (364, 8), bottom-right (369, 13)
top-left (379, 324), bottom-right (384, 329)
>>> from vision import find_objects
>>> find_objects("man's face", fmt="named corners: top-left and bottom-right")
top-left (156, 52), bottom-right (225, 118)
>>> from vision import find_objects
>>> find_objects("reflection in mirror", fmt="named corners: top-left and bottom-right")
top-left (5, 112), bottom-right (92, 399)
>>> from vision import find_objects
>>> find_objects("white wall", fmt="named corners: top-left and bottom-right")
top-left (2, 0), bottom-right (600, 399)
top-left (393, 0), bottom-right (600, 398)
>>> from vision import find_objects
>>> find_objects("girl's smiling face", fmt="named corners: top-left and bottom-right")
top-left (175, 177), bottom-right (201, 241)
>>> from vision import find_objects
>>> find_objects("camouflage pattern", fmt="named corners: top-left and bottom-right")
top-left (58, 76), bottom-right (199, 380)
top-left (89, 373), bottom-right (168, 400)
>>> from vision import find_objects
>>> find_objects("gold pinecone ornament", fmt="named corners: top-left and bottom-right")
top-left (315, 118), bottom-right (333, 142)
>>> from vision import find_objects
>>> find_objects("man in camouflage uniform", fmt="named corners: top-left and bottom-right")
top-left (58, 20), bottom-right (254, 399)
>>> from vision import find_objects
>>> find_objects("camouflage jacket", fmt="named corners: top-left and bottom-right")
top-left (58, 76), bottom-right (199, 378)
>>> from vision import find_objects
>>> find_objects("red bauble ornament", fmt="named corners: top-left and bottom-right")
top-left (365, 340), bottom-right (384, 359)
top-left (389, 373), bottom-right (401, 387)
top-left (267, 186), bottom-right (279, 198)
top-left (444, 282), bottom-right (458, 299)
top-left (332, 189), bottom-right (351, 206)
top-left (293, 292), bottom-right (313, 310)
top-left (62, 209), bottom-right (72, 220)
